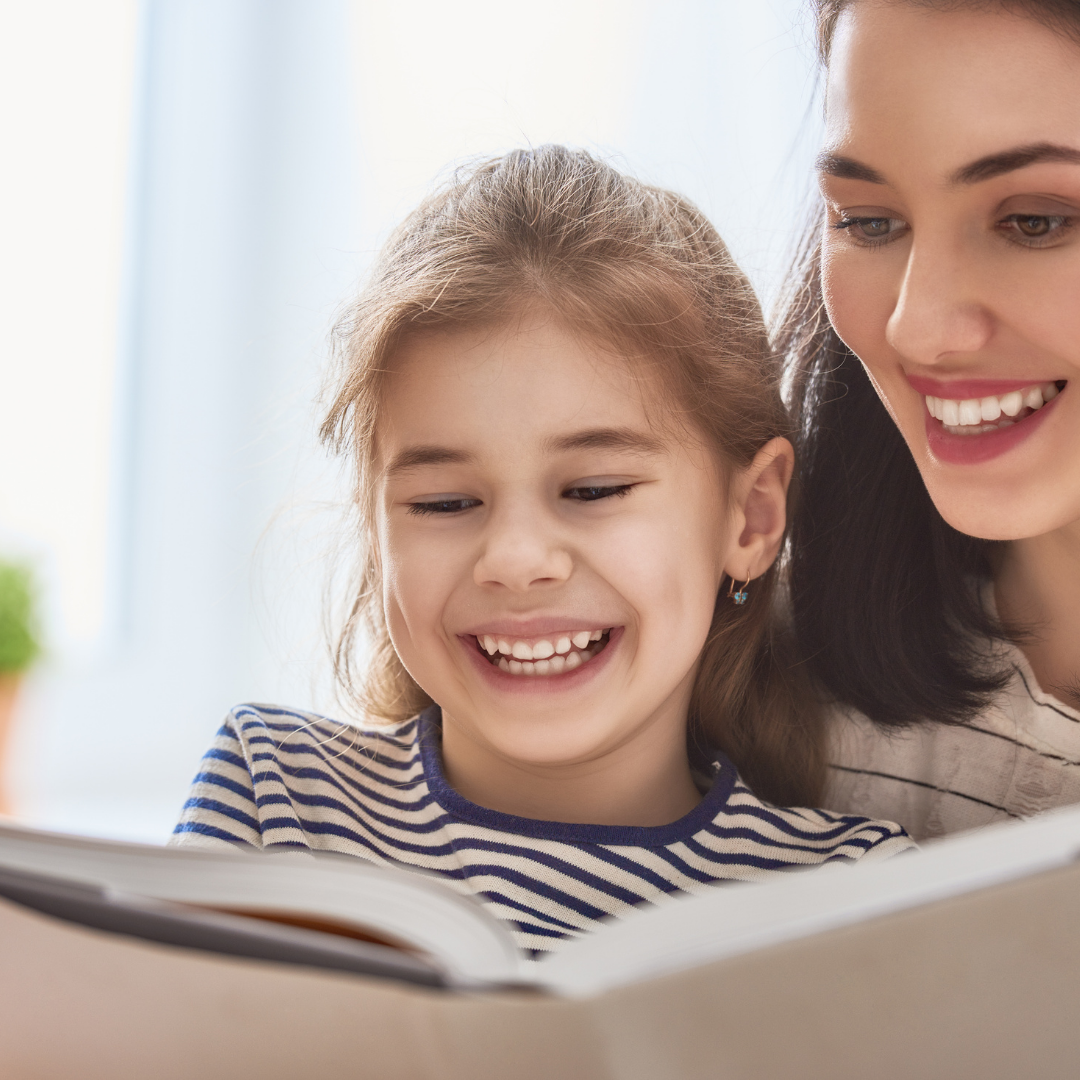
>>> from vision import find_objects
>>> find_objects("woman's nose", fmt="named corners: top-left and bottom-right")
top-left (473, 509), bottom-right (573, 592)
top-left (885, 242), bottom-right (995, 366)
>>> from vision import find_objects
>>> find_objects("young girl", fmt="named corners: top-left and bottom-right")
top-left (780, 0), bottom-right (1080, 840)
top-left (174, 146), bottom-right (911, 955)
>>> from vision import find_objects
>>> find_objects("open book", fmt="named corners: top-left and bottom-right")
top-left (3, 803), bottom-right (1080, 998)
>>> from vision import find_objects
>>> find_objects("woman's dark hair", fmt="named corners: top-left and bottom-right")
top-left (779, 0), bottom-right (1080, 730)
top-left (778, 228), bottom-right (1009, 729)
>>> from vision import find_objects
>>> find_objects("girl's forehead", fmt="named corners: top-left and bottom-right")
top-left (378, 318), bottom-right (681, 452)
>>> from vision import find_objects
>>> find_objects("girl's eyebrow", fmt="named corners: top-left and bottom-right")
top-left (384, 428), bottom-right (665, 477)
top-left (384, 445), bottom-right (475, 477)
top-left (544, 427), bottom-right (666, 455)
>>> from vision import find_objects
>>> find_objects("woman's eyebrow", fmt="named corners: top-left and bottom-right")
top-left (544, 427), bottom-right (666, 455)
top-left (950, 142), bottom-right (1080, 184)
top-left (384, 445), bottom-right (475, 477)
top-left (817, 143), bottom-right (1080, 188)
top-left (815, 151), bottom-right (886, 184)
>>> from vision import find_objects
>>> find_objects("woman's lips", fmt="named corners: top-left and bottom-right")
top-left (906, 374), bottom-right (1057, 399)
top-left (924, 390), bottom-right (1060, 465)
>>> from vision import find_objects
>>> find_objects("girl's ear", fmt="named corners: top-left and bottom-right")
top-left (722, 437), bottom-right (794, 583)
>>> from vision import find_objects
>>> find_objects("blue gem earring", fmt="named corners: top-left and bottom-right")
top-left (728, 575), bottom-right (750, 605)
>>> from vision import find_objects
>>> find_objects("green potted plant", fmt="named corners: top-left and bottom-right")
top-left (0, 561), bottom-right (41, 815)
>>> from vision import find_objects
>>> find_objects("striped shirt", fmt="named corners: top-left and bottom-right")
top-left (825, 643), bottom-right (1080, 841)
top-left (173, 703), bottom-right (914, 954)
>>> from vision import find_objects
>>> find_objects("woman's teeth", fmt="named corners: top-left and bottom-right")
top-left (925, 381), bottom-right (1061, 435)
top-left (477, 629), bottom-right (609, 676)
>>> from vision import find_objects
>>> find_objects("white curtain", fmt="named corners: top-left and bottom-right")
top-left (4, 0), bottom-right (821, 841)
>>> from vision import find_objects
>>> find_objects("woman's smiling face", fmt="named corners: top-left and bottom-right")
top-left (819, 0), bottom-right (1080, 540)
top-left (374, 314), bottom-right (740, 773)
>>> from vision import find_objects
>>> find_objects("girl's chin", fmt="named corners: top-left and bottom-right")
top-left (461, 626), bottom-right (624, 696)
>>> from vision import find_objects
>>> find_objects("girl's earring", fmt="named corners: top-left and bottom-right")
top-left (727, 575), bottom-right (750, 606)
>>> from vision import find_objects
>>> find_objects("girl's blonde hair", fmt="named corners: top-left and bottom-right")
top-left (323, 145), bottom-right (825, 805)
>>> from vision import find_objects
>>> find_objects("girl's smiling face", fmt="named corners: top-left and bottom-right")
top-left (819, 0), bottom-right (1080, 541)
top-left (374, 313), bottom-right (785, 813)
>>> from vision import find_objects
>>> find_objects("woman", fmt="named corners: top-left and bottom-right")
top-left (781, 0), bottom-right (1080, 839)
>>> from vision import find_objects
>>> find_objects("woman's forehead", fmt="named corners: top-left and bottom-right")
top-left (824, 1), bottom-right (1080, 182)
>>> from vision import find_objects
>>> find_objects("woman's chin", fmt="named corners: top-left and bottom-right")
top-left (919, 475), bottom-right (1080, 542)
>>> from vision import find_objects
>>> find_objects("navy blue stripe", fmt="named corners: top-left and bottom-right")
top-left (202, 746), bottom-right (251, 772)
top-left (191, 770), bottom-right (254, 802)
top-left (254, 778), bottom-right (454, 837)
top-left (179, 796), bottom-right (262, 833)
top-left (237, 706), bottom-right (421, 753)
top-left (251, 759), bottom-right (436, 819)
top-left (476, 890), bottom-right (585, 933)
top-left (721, 799), bottom-right (901, 843)
top-left (172, 820), bottom-right (251, 843)
top-left (172, 702), bottom-right (911, 954)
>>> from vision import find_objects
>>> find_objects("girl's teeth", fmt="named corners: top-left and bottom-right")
top-left (481, 628), bottom-right (611, 676)
top-left (942, 399), bottom-right (960, 426)
top-left (1023, 385), bottom-right (1044, 410)
top-left (979, 396), bottom-right (1001, 422)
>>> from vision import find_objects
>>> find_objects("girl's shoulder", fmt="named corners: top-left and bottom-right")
top-left (719, 769), bottom-right (914, 865)
top-left (171, 703), bottom-right (429, 853)
top-left (220, 701), bottom-right (422, 765)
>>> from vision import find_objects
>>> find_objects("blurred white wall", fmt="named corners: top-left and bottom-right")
top-left (0, 0), bottom-right (822, 842)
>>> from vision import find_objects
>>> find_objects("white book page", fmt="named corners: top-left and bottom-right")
top-left (535, 803), bottom-right (1080, 998)
top-left (0, 821), bottom-right (521, 986)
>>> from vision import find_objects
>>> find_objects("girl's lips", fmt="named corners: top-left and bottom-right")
top-left (459, 626), bottom-right (623, 694)
top-left (924, 391), bottom-right (1060, 465)
top-left (462, 617), bottom-right (616, 639)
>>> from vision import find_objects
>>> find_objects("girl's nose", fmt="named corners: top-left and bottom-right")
top-left (473, 511), bottom-right (573, 592)
top-left (885, 242), bottom-right (994, 366)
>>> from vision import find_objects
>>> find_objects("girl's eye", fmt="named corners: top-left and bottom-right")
top-left (562, 483), bottom-right (635, 502)
top-left (832, 215), bottom-right (908, 246)
top-left (998, 213), bottom-right (1073, 245)
top-left (407, 497), bottom-right (481, 516)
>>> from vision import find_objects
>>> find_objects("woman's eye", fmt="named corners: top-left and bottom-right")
top-left (998, 213), bottom-right (1073, 244)
top-left (563, 484), bottom-right (635, 502)
top-left (832, 215), bottom-right (908, 245)
top-left (407, 497), bottom-right (481, 516)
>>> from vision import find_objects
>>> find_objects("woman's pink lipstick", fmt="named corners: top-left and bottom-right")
top-left (906, 374), bottom-right (1066, 465)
